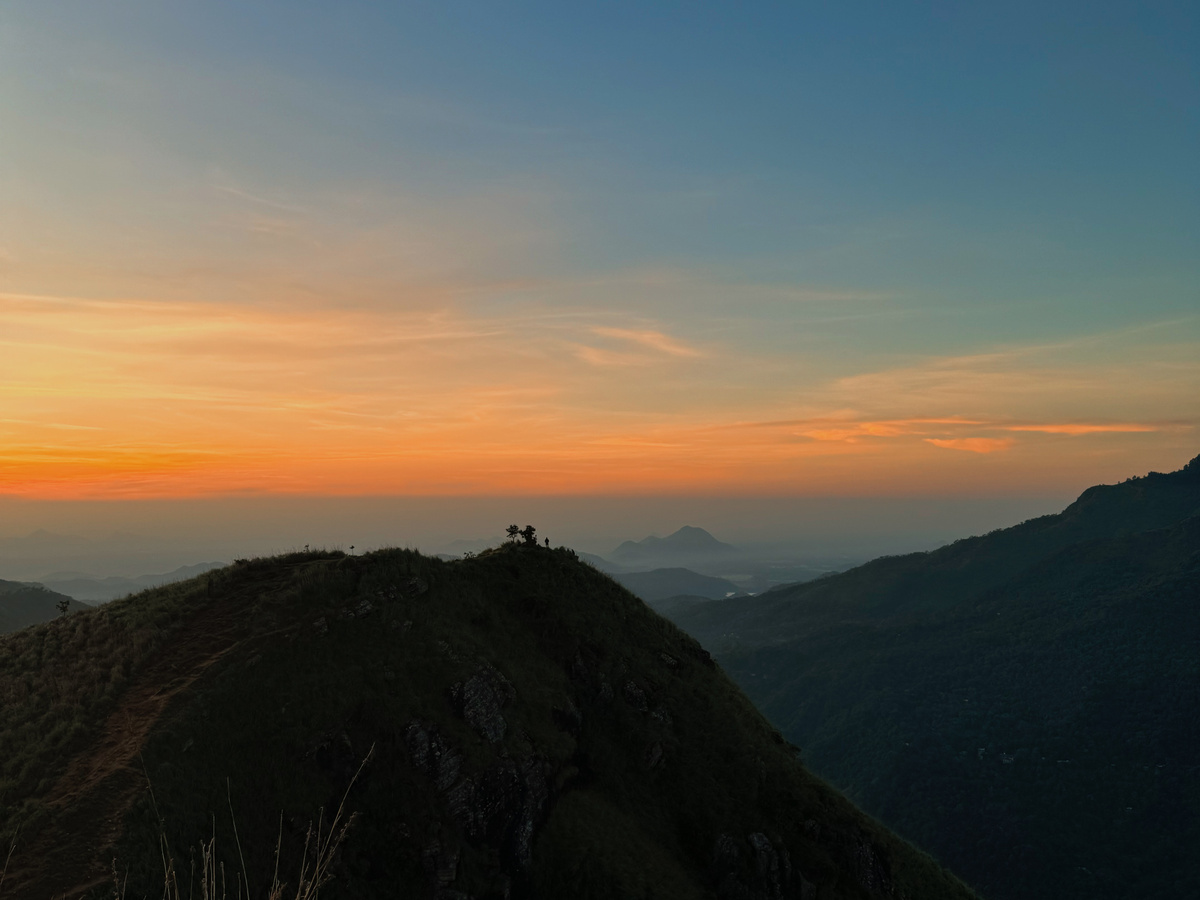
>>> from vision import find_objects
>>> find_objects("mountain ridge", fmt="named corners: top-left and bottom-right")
top-left (666, 454), bottom-right (1200, 900)
top-left (676, 454), bottom-right (1200, 644)
top-left (612, 567), bottom-right (741, 603)
top-left (37, 561), bottom-right (228, 603)
top-left (610, 526), bottom-right (738, 568)
top-left (0, 545), bottom-right (978, 900)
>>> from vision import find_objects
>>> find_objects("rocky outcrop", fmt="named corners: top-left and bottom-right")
top-left (405, 720), bottom-right (464, 793)
top-left (451, 663), bottom-right (517, 743)
top-left (405, 681), bottom-right (549, 898)
top-left (445, 754), bottom-right (549, 873)
top-left (712, 832), bottom-right (818, 900)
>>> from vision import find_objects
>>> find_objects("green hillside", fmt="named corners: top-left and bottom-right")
top-left (0, 545), bottom-right (978, 900)
top-left (670, 456), bottom-right (1200, 900)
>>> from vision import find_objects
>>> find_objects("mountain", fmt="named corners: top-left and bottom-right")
top-left (576, 549), bottom-right (622, 572)
top-left (0, 546), bottom-right (978, 900)
top-left (39, 561), bottom-right (228, 603)
top-left (0, 579), bottom-right (90, 633)
top-left (610, 526), bottom-right (738, 568)
top-left (613, 567), bottom-right (741, 603)
top-left (668, 454), bottom-right (1200, 900)
top-left (0, 529), bottom-right (198, 583)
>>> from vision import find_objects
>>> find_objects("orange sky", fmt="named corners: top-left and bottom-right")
top-left (1, 290), bottom-right (1194, 499)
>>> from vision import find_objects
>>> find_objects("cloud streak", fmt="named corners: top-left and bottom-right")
top-left (925, 438), bottom-right (1015, 454)
top-left (1004, 423), bottom-right (1160, 435)
top-left (590, 327), bottom-right (703, 358)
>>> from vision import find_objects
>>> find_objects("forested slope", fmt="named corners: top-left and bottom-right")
top-left (669, 456), bottom-right (1200, 900)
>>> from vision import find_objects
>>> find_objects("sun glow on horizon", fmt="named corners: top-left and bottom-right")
top-left (1, 290), bottom-right (1194, 500)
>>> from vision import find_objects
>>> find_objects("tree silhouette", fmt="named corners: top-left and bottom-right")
top-left (506, 524), bottom-right (520, 543)
top-left (519, 525), bottom-right (537, 547)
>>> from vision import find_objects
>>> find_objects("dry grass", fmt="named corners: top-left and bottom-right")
top-left (0, 829), bottom-right (16, 898)
top-left (0, 578), bottom-right (213, 841)
top-left (114, 747), bottom-right (372, 900)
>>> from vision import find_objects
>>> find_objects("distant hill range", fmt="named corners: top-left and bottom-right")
top-left (39, 562), bottom-right (227, 603)
top-left (0, 580), bottom-right (90, 634)
top-left (610, 525), bottom-right (738, 568)
top-left (0, 529), bottom-right (211, 585)
top-left (0, 545), bottom-right (978, 900)
top-left (669, 453), bottom-right (1200, 900)
top-left (613, 567), bottom-right (741, 603)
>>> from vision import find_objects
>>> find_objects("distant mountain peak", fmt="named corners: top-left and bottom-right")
top-left (610, 526), bottom-right (736, 563)
top-left (661, 525), bottom-right (734, 548)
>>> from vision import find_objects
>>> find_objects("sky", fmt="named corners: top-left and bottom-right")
top-left (1, 1), bottom-right (1197, 542)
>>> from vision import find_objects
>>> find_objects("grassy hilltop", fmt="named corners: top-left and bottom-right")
top-left (0, 542), bottom-right (977, 900)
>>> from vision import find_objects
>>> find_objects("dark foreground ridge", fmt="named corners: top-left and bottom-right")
top-left (0, 543), bottom-right (978, 899)
top-left (670, 454), bottom-right (1200, 900)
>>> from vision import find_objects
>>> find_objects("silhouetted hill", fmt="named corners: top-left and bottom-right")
top-left (668, 454), bottom-right (1200, 900)
top-left (0, 546), bottom-right (977, 900)
top-left (613, 567), bottom-right (741, 602)
top-left (39, 561), bottom-right (227, 603)
top-left (610, 526), bottom-right (738, 568)
top-left (677, 455), bottom-right (1200, 644)
top-left (0, 579), bottom-right (90, 633)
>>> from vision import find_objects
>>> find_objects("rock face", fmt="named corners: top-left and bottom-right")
top-left (403, 648), bottom-right (892, 900)
top-left (404, 711), bottom-right (549, 896)
top-left (711, 832), bottom-right (819, 900)
top-left (446, 755), bottom-right (549, 872)
top-left (406, 721), bottom-right (464, 793)
top-left (452, 664), bottom-right (517, 743)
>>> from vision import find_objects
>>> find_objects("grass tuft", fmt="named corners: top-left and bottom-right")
top-left (113, 747), bottom-right (372, 900)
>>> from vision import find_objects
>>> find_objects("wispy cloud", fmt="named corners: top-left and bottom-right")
top-left (572, 324), bottom-right (705, 366)
top-left (215, 184), bottom-right (308, 215)
top-left (925, 437), bottom-right (1015, 454)
top-left (0, 418), bottom-right (102, 431)
top-left (590, 326), bottom-right (703, 358)
top-left (1004, 423), bottom-right (1160, 435)
top-left (799, 417), bottom-right (987, 442)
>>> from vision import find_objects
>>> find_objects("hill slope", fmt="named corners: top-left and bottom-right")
top-left (669, 455), bottom-right (1200, 900)
top-left (0, 546), bottom-right (977, 900)
top-left (39, 562), bottom-right (227, 603)
top-left (677, 457), bottom-right (1200, 647)
top-left (613, 567), bottom-right (741, 602)
top-left (0, 579), bottom-right (90, 633)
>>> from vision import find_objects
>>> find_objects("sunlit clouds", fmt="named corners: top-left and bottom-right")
top-left (925, 438), bottom-right (1016, 455)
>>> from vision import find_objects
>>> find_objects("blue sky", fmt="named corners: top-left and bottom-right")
top-left (0, 0), bottom-right (1196, 501)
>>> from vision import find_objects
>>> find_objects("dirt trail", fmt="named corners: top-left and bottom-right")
top-left (2, 595), bottom-right (251, 899)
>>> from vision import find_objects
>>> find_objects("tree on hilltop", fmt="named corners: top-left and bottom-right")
top-left (506, 524), bottom-right (520, 543)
